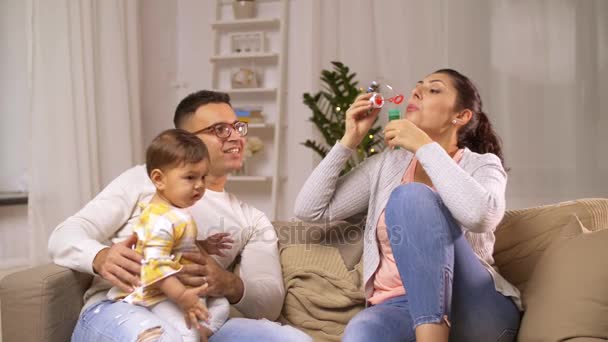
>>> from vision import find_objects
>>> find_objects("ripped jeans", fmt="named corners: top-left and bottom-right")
top-left (72, 299), bottom-right (312, 342)
top-left (343, 183), bottom-right (521, 342)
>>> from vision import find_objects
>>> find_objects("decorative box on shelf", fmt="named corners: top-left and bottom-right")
top-left (229, 31), bottom-right (265, 54)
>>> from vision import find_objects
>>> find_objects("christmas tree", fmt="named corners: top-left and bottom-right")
top-left (302, 61), bottom-right (384, 175)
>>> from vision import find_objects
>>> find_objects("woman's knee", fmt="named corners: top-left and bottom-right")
top-left (388, 183), bottom-right (437, 208)
top-left (386, 183), bottom-right (453, 239)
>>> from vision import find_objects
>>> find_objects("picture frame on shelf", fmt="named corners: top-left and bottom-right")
top-left (229, 32), bottom-right (265, 54)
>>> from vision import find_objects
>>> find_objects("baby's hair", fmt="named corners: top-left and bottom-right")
top-left (146, 129), bottom-right (209, 176)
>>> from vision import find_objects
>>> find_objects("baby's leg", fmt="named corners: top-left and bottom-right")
top-left (151, 300), bottom-right (200, 342)
top-left (204, 297), bottom-right (231, 334)
top-left (72, 300), bottom-right (182, 342)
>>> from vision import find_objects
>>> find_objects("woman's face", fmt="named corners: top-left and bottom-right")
top-left (405, 72), bottom-right (460, 137)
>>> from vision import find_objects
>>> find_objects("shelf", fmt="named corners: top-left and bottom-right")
top-left (211, 18), bottom-right (280, 30)
top-left (227, 175), bottom-right (272, 182)
top-left (248, 123), bottom-right (275, 129)
top-left (0, 192), bottom-right (28, 206)
top-left (210, 52), bottom-right (279, 62)
top-left (215, 88), bottom-right (276, 95)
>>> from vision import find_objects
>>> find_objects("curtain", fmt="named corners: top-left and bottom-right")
top-left (27, 0), bottom-right (143, 264)
top-left (313, 0), bottom-right (608, 209)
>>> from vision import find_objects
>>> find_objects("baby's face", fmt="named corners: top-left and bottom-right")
top-left (162, 159), bottom-right (208, 208)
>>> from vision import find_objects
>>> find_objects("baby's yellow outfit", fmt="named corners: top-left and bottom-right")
top-left (108, 201), bottom-right (197, 306)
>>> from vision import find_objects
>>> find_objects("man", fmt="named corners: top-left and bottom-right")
top-left (48, 90), bottom-right (311, 341)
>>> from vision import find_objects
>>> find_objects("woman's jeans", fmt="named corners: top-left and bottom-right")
top-left (343, 183), bottom-right (520, 342)
top-left (72, 299), bottom-right (312, 342)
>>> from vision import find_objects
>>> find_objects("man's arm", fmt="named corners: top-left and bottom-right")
top-left (47, 165), bottom-right (146, 289)
top-left (231, 208), bottom-right (284, 320)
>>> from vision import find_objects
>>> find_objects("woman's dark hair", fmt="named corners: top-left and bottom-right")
top-left (435, 68), bottom-right (506, 167)
top-left (173, 90), bottom-right (231, 128)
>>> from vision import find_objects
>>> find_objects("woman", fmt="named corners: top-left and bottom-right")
top-left (294, 69), bottom-right (521, 341)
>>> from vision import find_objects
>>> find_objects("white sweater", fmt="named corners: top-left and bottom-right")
top-left (48, 165), bottom-right (285, 320)
top-left (294, 142), bottom-right (522, 309)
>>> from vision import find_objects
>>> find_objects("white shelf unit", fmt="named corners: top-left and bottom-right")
top-left (211, 18), bottom-right (281, 30)
top-left (227, 175), bottom-right (272, 182)
top-left (210, 52), bottom-right (279, 62)
top-left (214, 87), bottom-right (277, 95)
top-left (211, 0), bottom-right (288, 220)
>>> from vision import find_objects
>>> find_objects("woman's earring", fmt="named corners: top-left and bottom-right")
top-left (452, 119), bottom-right (458, 125)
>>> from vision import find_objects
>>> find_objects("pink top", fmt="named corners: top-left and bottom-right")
top-left (368, 149), bottom-right (464, 305)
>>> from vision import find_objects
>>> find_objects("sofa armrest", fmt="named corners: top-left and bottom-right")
top-left (0, 263), bottom-right (92, 342)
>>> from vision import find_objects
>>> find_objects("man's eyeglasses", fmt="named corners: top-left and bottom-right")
top-left (193, 121), bottom-right (248, 139)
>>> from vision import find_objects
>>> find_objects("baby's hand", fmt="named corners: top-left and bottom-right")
top-left (177, 286), bottom-right (209, 330)
top-left (196, 233), bottom-right (234, 257)
top-left (183, 303), bottom-right (209, 332)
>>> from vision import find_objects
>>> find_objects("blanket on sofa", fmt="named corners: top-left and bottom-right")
top-left (279, 244), bottom-right (365, 342)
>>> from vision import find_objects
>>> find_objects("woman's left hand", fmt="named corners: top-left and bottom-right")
top-left (384, 119), bottom-right (433, 152)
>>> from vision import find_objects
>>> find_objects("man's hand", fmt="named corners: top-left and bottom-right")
top-left (92, 234), bottom-right (142, 292)
top-left (178, 248), bottom-right (244, 304)
top-left (195, 232), bottom-right (234, 257)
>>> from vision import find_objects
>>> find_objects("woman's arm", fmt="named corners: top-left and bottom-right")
top-left (416, 142), bottom-right (507, 233)
top-left (295, 92), bottom-right (383, 223)
top-left (294, 142), bottom-right (377, 222)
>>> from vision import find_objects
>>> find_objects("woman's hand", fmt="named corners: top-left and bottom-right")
top-left (384, 119), bottom-right (433, 152)
top-left (341, 93), bottom-right (381, 149)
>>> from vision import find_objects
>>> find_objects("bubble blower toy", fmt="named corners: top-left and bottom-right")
top-left (366, 81), bottom-right (405, 148)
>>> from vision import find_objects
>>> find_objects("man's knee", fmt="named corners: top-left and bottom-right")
top-left (216, 318), bottom-right (312, 341)
top-left (343, 313), bottom-right (385, 342)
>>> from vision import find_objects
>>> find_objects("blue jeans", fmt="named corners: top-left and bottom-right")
top-left (343, 183), bottom-right (520, 342)
top-left (72, 299), bottom-right (312, 342)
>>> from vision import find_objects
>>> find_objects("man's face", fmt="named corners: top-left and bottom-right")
top-left (181, 103), bottom-right (245, 177)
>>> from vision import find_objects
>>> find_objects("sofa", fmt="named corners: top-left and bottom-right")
top-left (2, 198), bottom-right (607, 342)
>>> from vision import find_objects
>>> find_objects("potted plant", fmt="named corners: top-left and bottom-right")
top-left (232, 0), bottom-right (256, 20)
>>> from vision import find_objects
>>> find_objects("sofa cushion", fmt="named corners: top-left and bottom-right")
top-left (279, 245), bottom-right (365, 341)
top-left (272, 220), bottom-right (365, 341)
top-left (494, 198), bottom-right (608, 292)
top-left (273, 220), bottom-right (363, 271)
top-left (518, 217), bottom-right (608, 341)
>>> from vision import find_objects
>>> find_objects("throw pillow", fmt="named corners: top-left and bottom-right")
top-left (493, 200), bottom-right (603, 291)
top-left (518, 217), bottom-right (608, 341)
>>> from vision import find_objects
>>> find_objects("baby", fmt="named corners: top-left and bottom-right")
top-left (108, 128), bottom-right (230, 342)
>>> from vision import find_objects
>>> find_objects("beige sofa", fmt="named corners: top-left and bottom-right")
top-left (2, 198), bottom-right (607, 342)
